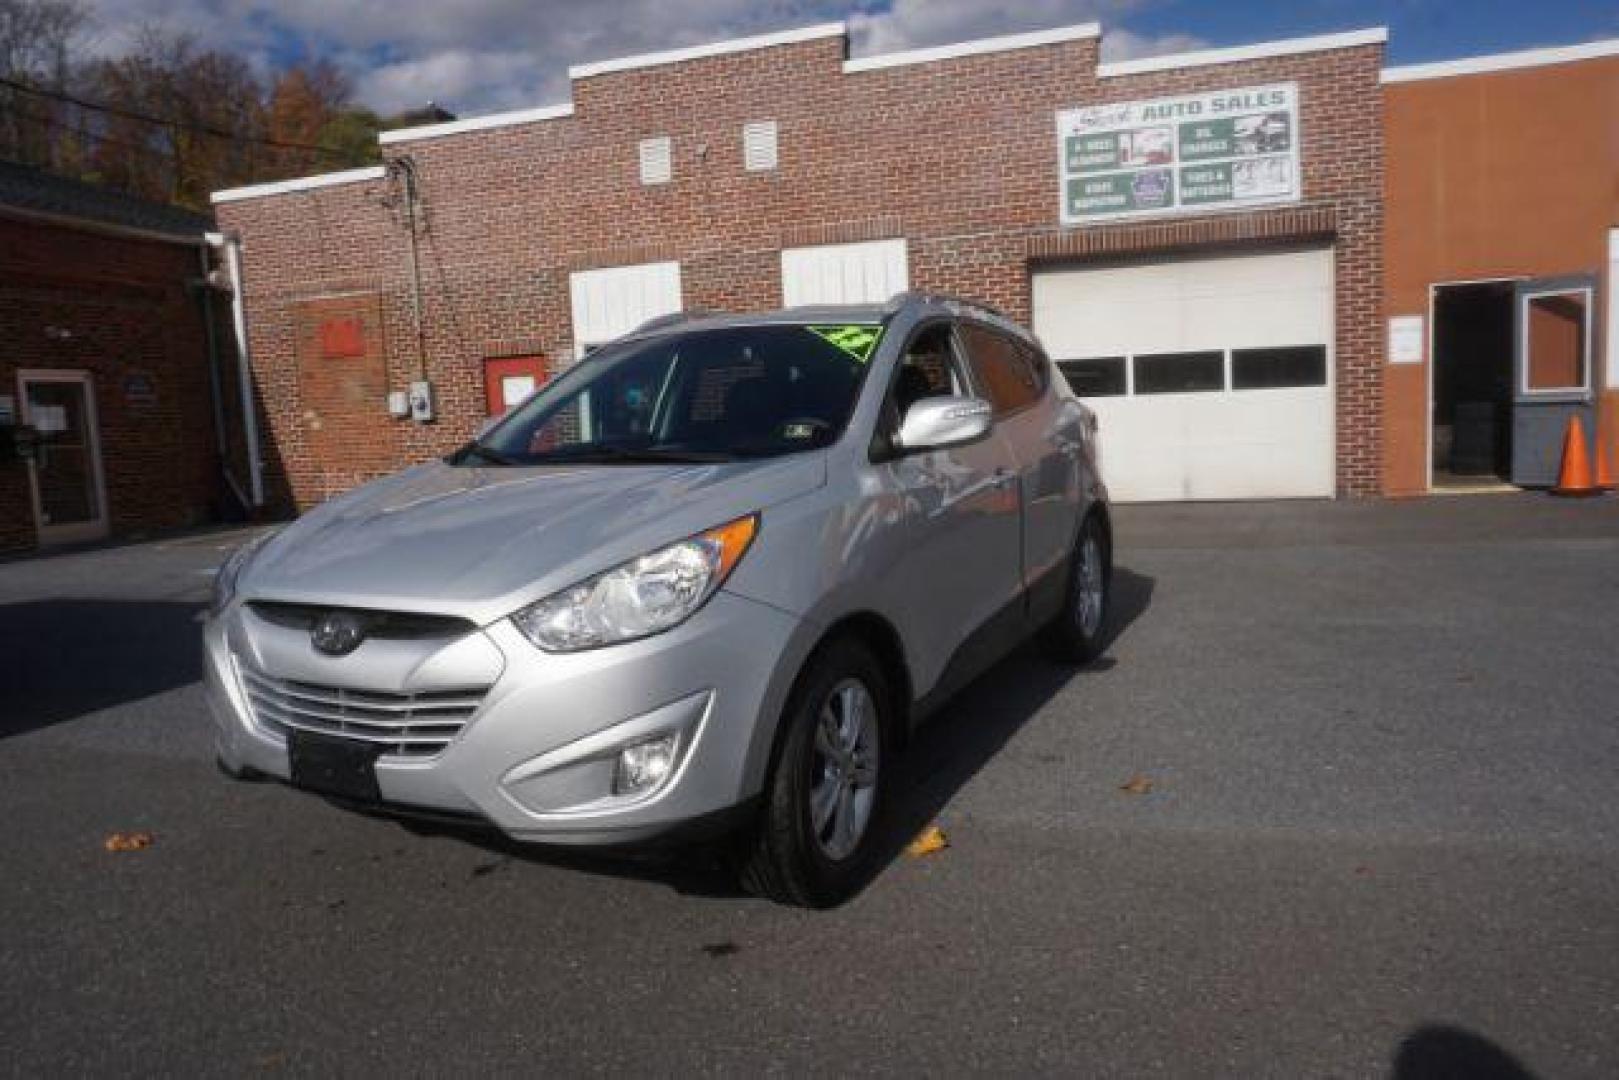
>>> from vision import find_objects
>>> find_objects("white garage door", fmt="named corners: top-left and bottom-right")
top-left (781, 238), bottom-right (908, 307)
top-left (570, 261), bottom-right (683, 356)
top-left (1033, 248), bottom-right (1335, 502)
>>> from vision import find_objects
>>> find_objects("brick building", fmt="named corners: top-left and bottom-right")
top-left (212, 21), bottom-right (1386, 508)
top-left (1383, 41), bottom-right (1619, 494)
top-left (0, 163), bottom-right (248, 554)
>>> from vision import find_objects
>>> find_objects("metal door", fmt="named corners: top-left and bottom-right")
top-left (19, 370), bottom-right (107, 545)
top-left (1512, 276), bottom-right (1597, 487)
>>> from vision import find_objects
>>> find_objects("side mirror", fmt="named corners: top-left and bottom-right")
top-left (897, 395), bottom-right (993, 454)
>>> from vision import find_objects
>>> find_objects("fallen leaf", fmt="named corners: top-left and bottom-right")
top-left (1119, 774), bottom-right (1154, 796)
top-left (103, 831), bottom-right (154, 852)
top-left (906, 825), bottom-right (949, 857)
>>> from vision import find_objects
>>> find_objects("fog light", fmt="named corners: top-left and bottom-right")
top-left (613, 731), bottom-right (679, 796)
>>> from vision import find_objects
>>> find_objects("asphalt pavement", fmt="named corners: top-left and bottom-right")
top-left (2, 495), bottom-right (1617, 1076)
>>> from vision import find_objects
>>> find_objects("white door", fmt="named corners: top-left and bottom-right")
top-left (1033, 248), bottom-right (1335, 502)
top-left (569, 261), bottom-right (683, 356)
top-left (19, 369), bottom-right (109, 545)
top-left (781, 238), bottom-right (908, 307)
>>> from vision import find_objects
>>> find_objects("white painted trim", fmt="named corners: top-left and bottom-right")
top-left (843, 23), bottom-right (1099, 73)
top-left (1097, 27), bottom-right (1386, 78)
top-left (568, 21), bottom-right (846, 79)
top-left (210, 166), bottom-right (387, 205)
top-left (379, 103), bottom-right (574, 144)
top-left (1518, 284), bottom-right (1596, 397)
top-left (1426, 278), bottom-right (1524, 492)
top-left (1382, 38), bottom-right (1619, 83)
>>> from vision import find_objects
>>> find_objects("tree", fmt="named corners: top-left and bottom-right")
top-left (0, 0), bottom-right (88, 168)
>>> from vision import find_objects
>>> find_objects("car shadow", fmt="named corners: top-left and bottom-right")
top-left (0, 599), bottom-right (206, 740)
top-left (1391, 1024), bottom-right (1537, 1080)
top-left (414, 566), bottom-right (1156, 904)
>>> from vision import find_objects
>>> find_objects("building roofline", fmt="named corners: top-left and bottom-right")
top-left (843, 23), bottom-right (1099, 73)
top-left (379, 103), bottom-right (574, 144)
top-left (0, 202), bottom-right (207, 246)
top-left (1381, 37), bottom-right (1619, 83)
top-left (210, 165), bottom-right (387, 205)
top-left (1097, 26), bottom-right (1387, 78)
top-left (568, 21), bottom-right (847, 80)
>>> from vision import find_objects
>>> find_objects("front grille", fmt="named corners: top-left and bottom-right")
top-left (238, 664), bottom-right (488, 758)
top-left (247, 602), bottom-right (474, 640)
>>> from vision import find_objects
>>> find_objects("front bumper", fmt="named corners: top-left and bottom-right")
top-left (203, 591), bottom-right (803, 846)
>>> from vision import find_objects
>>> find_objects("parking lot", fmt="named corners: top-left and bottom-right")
top-left (3, 495), bottom-right (1617, 1076)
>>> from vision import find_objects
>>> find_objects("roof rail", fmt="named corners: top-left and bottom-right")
top-left (627, 309), bottom-right (724, 336)
top-left (884, 290), bottom-right (1013, 323)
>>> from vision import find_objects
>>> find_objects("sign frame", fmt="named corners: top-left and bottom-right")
top-left (1057, 82), bottom-right (1303, 227)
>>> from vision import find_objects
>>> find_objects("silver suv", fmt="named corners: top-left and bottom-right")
top-left (204, 294), bottom-right (1112, 906)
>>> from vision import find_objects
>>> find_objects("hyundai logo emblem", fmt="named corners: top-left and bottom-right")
top-left (310, 610), bottom-right (367, 656)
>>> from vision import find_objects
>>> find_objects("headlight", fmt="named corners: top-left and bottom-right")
top-left (512, 514), bottom-right (759, 652)
top-left (210, 529), bottom-right (275, 615)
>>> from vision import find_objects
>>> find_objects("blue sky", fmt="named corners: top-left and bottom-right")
top-left (82, 0), bottom-right (1619, 116)
top-left (1126, 0), bottom-right (1619, 65)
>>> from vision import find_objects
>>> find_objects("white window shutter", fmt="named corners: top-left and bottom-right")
top-left (742, 121), bottom-right (778, 172)
top-left (639, 137), bottom-right (672, 185)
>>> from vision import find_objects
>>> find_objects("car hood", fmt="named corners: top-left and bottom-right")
top-left (241, 453), bottom-right (827, 625)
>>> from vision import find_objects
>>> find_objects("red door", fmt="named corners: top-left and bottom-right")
top-left (483, 355), bottom-right (548, 416)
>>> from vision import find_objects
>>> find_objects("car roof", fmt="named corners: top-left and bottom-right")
top-left (623, 293), bottom-right (1038, 346)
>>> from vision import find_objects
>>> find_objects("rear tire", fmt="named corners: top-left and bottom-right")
top-left (741, 638), bottom-right (890, 908)
top-left (1044, 513), bottom-right (1111, 664)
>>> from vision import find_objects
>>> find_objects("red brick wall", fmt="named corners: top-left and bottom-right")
top-left (218, 32), bottom-right (1385, 505)
top-left (0, 215), bottom-right (221, 553)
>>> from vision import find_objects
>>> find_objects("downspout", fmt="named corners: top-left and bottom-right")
top-left (194, 242), bottom-right (249, 512)
top-left (207, 230), bottom-right (265, 509)
top-left (390, 156), bottom-right (428, 380)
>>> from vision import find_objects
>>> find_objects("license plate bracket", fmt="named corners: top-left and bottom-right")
top-left (288, 731), bottom-right (383, 802)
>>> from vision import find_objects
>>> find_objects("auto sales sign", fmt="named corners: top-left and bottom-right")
top-left (1058, 83), bottom-right (1300, 225)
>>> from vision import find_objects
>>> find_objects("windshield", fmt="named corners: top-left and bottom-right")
top-left (458, 323), bottom-right (883, 466)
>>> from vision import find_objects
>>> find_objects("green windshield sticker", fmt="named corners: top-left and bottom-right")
top-left (808, 324), bottom-right (884, 363)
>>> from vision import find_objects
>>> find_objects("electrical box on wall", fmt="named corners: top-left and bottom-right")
top-left (387, 390), bottom-right (409, 418)
top-left (407, 380), bottom-right (435, 423)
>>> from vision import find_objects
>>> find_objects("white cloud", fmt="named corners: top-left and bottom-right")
top-left (850, 0), bottom-right (1137, 56)
top-left (1099, 27), bottom-right (1208, 63)
top-left (354, 48), bottom-right (555, 115)
top-left (74, 0), bottom-right (1206, 118)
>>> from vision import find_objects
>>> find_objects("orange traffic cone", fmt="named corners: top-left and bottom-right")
top-left (1551, 416), bottom-right (1599, 497)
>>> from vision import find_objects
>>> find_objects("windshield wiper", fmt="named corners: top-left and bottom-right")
top-left (537, 443), bottom-right (737, 465)
top-left (452, 441), bottom-right (516, 467)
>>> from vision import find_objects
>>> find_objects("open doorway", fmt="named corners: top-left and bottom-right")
top-left (1431, 281), bottom-right (1515, 488)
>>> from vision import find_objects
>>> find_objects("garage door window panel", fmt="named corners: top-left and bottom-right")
top-left (959, 324), bottom-right (1043, 416)
top-left (1057, 358), bottom-right (1127, 398)
top-left (1231, 345), bottom-right (1327, 390)
top-left (1133, 351), bottom-right (1225, 395)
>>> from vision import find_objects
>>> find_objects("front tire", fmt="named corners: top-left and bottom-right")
top-left (1044, 513), bottom-right (1111, 663)
top-left (741, 638), bottom-right (890, 908)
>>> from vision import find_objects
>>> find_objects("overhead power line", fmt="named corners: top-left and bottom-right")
top-left (0, 75), bottom-right (350, 158)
